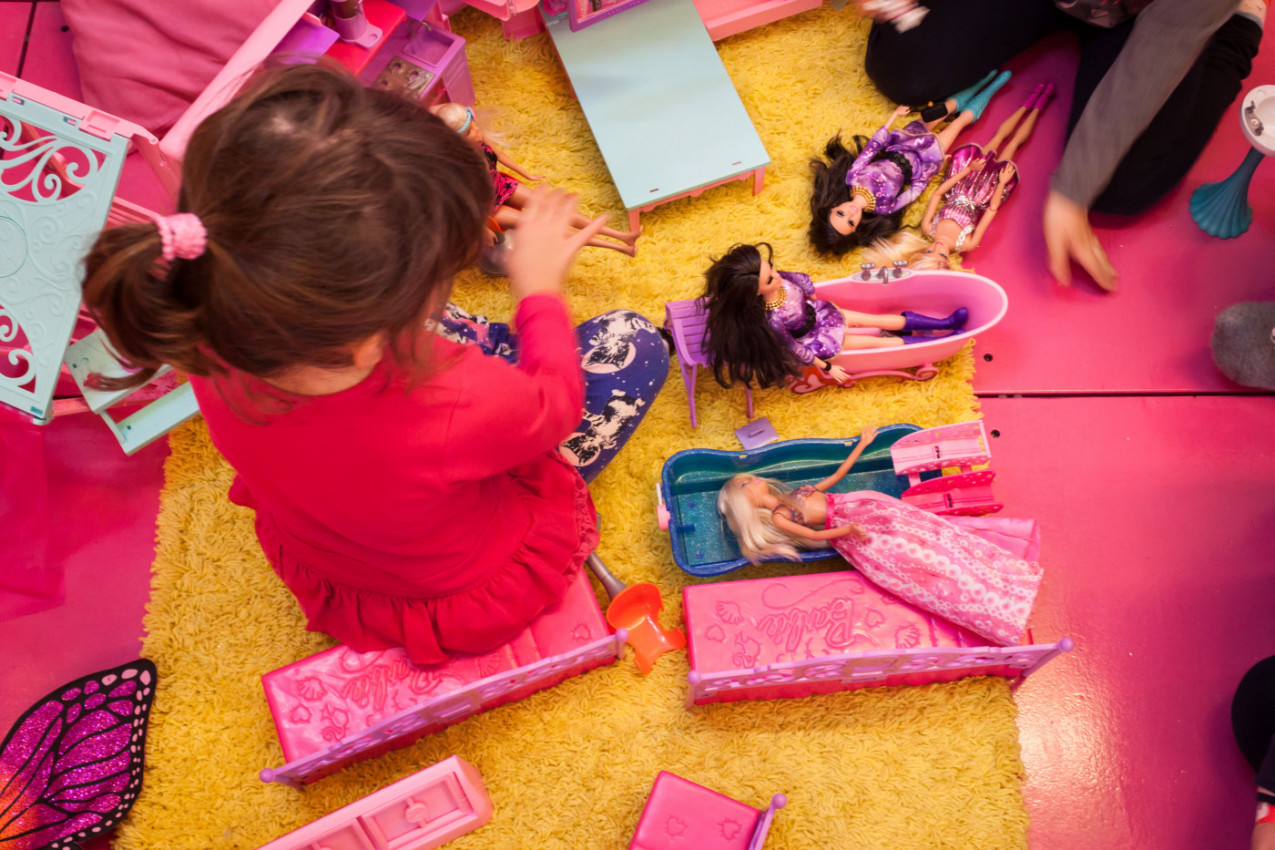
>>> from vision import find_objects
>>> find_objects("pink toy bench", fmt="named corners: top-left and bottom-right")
top-left (683, 570), bottom-right (1071, 707)
top-left (261, 568), bottom-right (623, 786)
top-left (630, 771), bottom-right (785, 850)
top-left (257, 755), bottom-right (493, 850)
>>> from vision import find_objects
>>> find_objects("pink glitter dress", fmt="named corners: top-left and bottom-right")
top-left (823, 490), bottom-right (1042, 646)
top-left (929, 143), bottom-right (1019, 250)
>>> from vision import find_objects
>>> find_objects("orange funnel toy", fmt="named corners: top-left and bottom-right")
top-left (585, 554), bottom-right (685, 674)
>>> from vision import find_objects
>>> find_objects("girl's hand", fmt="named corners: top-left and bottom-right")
top-left (506, 187), bottom-right (608, 301)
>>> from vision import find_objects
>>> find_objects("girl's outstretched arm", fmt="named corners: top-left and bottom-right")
top-left (815, 426), bottom-right (878, 491)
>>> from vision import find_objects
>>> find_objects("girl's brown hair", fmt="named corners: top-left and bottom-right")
top-left (82, 62), bottom-right (492, 389)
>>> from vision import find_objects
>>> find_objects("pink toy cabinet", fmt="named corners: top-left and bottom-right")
top-left (683, 571), bottom-right (1072, 707)
top-left (630, 772), bottom-right (785, 850)
top-left (257, 755), bottom-right (493, 850)
top-left (261, 568), bottom-right (624, 786)
top-left (892, 421), bottom-right (1003, 517)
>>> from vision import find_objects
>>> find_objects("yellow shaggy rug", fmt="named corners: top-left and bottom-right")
top-left (118, 6), bottom-right (1029, 850)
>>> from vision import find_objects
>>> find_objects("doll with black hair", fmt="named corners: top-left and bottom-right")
top-left (809, 70), bottom-right (1010, 255)
top-left (700, 243), bottom-right (967, 387)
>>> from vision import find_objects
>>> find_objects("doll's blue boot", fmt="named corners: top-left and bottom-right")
top-left (902, 307), bottom-right (968, 332)
top-left (948, 71), bottom-right (996, 113)
top-left (960, 70), bottom-right (1012, 120)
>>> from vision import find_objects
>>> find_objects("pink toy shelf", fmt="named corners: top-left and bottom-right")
top-left (892, 421), bottom-right (1003, 517)
top-left (666, 270), bottom-right (1009, 425)
top-left (257, 755), bottom-right (493, 850)
top-left (630, 771), bottom-right (785, 850)
top-left (261, 569), bottom-right (625, 787)
top-left (158, 0), bottom-right (472, 197)
top-left (683, 570), bottom-right (1072, 707)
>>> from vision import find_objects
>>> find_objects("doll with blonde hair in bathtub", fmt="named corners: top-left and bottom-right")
top-left (862, 82), bottom-right (1055, 271)
top-left (717, 426), bottom-right (1042, 646)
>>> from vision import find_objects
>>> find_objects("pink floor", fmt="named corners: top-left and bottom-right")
top-left (3, 8), bottom-right (1275, 850)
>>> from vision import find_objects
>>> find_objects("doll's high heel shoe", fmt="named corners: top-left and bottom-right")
top-left (1022, 83), bottom-right (1045, 110)
top-left (902, 307), bottom-right (968, 332)
top-left (1031, 82), bottom-right (1056, 113)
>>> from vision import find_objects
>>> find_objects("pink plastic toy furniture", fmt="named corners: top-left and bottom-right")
top-left (630, 771), bottom-right (785, 850)
top-left (586, 554), bottom-right (686, 674)
top-left (666, 270), bottom-right (1009, 424)
top-left (257, 755), bottom-right (493, 850)
top-left (892, 421), bottom-right (1003, 517)
top-left (157, 0), bottom-right (472, 197)
top-left (260, 568), bottom-right (625, 786)
top-left (683, 570), bottom-right (1072, 707)
top-left (664, 298), bottom-right (752, 429)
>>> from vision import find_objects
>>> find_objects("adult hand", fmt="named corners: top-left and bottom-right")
top-left (1043, 190), bottom-right (1118, 292)
top-left (506, 187), bottom-right (608, 302)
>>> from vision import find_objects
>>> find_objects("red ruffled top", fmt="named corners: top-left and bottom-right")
top-left (190, 294), bottom-right (598, 665)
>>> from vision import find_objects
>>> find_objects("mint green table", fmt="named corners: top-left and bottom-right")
top-left (545, 0), bottom-right (770, 230)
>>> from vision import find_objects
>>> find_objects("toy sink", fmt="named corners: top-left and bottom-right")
top-left (659, 424), bottom-right (938, 576)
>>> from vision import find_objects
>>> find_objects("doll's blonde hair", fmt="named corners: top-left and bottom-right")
top-left (717, 475), bottom-right (829, 564)
top-left (862, 231), bottom-right (951, 271)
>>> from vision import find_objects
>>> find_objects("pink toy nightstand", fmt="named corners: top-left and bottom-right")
top-left (893, 421), bottom-right (1004, 517)
top-left (630, 772), bottom-right (785, 850)
top-left (257, 755), bottom-right (493, 850)
top-left (261, 568), bottom-right (624, 786)
top-left (683, 570), bottom-right (1072, 707)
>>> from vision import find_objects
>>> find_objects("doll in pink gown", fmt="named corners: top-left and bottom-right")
top-left (717, 427), bottom-right (1042, 646)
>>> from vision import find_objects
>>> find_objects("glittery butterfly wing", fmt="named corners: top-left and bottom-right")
top-left (0, 659), bottom-right (157, 850)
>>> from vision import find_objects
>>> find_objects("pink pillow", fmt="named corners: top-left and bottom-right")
top-left (61, 0), bottom-right (283, 134)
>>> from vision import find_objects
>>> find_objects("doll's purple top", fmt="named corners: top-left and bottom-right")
top-left (844, 119), bottom-right (944, 215)
top-left (931, 143), bottom-right (1019, 250)
top-left (766, 271), bottom-right (846, 365)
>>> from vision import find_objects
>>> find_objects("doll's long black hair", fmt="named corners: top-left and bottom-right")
top-left (809, 134), bottom-right (904, 255)
top-left (700, 243), bottom-right (802, 390)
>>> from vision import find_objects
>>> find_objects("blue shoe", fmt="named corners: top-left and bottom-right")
top-left (962, 70), bottom-right (1012, 120)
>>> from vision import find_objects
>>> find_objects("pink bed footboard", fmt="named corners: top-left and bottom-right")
top-left (261, 568), bottom-right (622, 786)
top-left (683, 570), bottom-right (1071, 707)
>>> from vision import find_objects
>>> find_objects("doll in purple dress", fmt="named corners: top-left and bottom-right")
top-left (863, 83), bottom-right (1056, 271)
top-left (809, 70), bottom-right (1012, 255)
top-left (432, 103), bottom-right (641, 256)
top-left (700, 243), bottom-right (967, 387)
top-left (717, 427), bottom-right (1042, 646)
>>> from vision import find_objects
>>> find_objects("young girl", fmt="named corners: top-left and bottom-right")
top-left (431, 103), bottom-right (641, 256)
top-left (717, 427), bottom-right (1042, 646)
top-left (701, 243), bottom-right (968, 388)
top-left (80, 65), bottom-right (668, 665)
top-left (808, 70), bottom-right (1011, 255)
top-left (862, 82), bottom-right (1055, 271)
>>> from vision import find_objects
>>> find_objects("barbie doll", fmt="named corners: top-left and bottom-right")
top-left (717, 428), bottom-right (1042, 646)
top-left (701, 243), bottom-right (967, 387)
top-left (863, 82), bottom-right (1055, 271)
top-left (432, 103), bottom-right (641, 256)
top-left (808, 70), bottom-right (1011, 255)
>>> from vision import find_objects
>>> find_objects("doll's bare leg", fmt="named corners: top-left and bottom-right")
top-left (997, 106), bottom-right (1043, 163)
top-left (584, 235), bottom-right (636, 256)
top-left (983, 106), bottom-right (1028, 153)
top-left (840, 335), bottom-right (905, 350)
top-left (839, 309), bottom-right (906, 331)
top-left (933, 111), bottom-right (975, 154)
top-left (569, 212), bottom-right (641, 245)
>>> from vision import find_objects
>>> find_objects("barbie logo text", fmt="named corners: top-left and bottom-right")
top-left (758, 598), bottom-right (856, 653)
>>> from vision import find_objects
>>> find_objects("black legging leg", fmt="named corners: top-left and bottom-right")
top-left (1075, 15), bottom-right (1262, 215)
top-left (864, 0), bottom-right (1068, 106)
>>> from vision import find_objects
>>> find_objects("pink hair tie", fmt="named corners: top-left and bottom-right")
top-left (155, 213), bottom-right (207, 262)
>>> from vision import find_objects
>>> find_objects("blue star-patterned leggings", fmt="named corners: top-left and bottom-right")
top-left (435, 304), bottom-right (669, 483)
